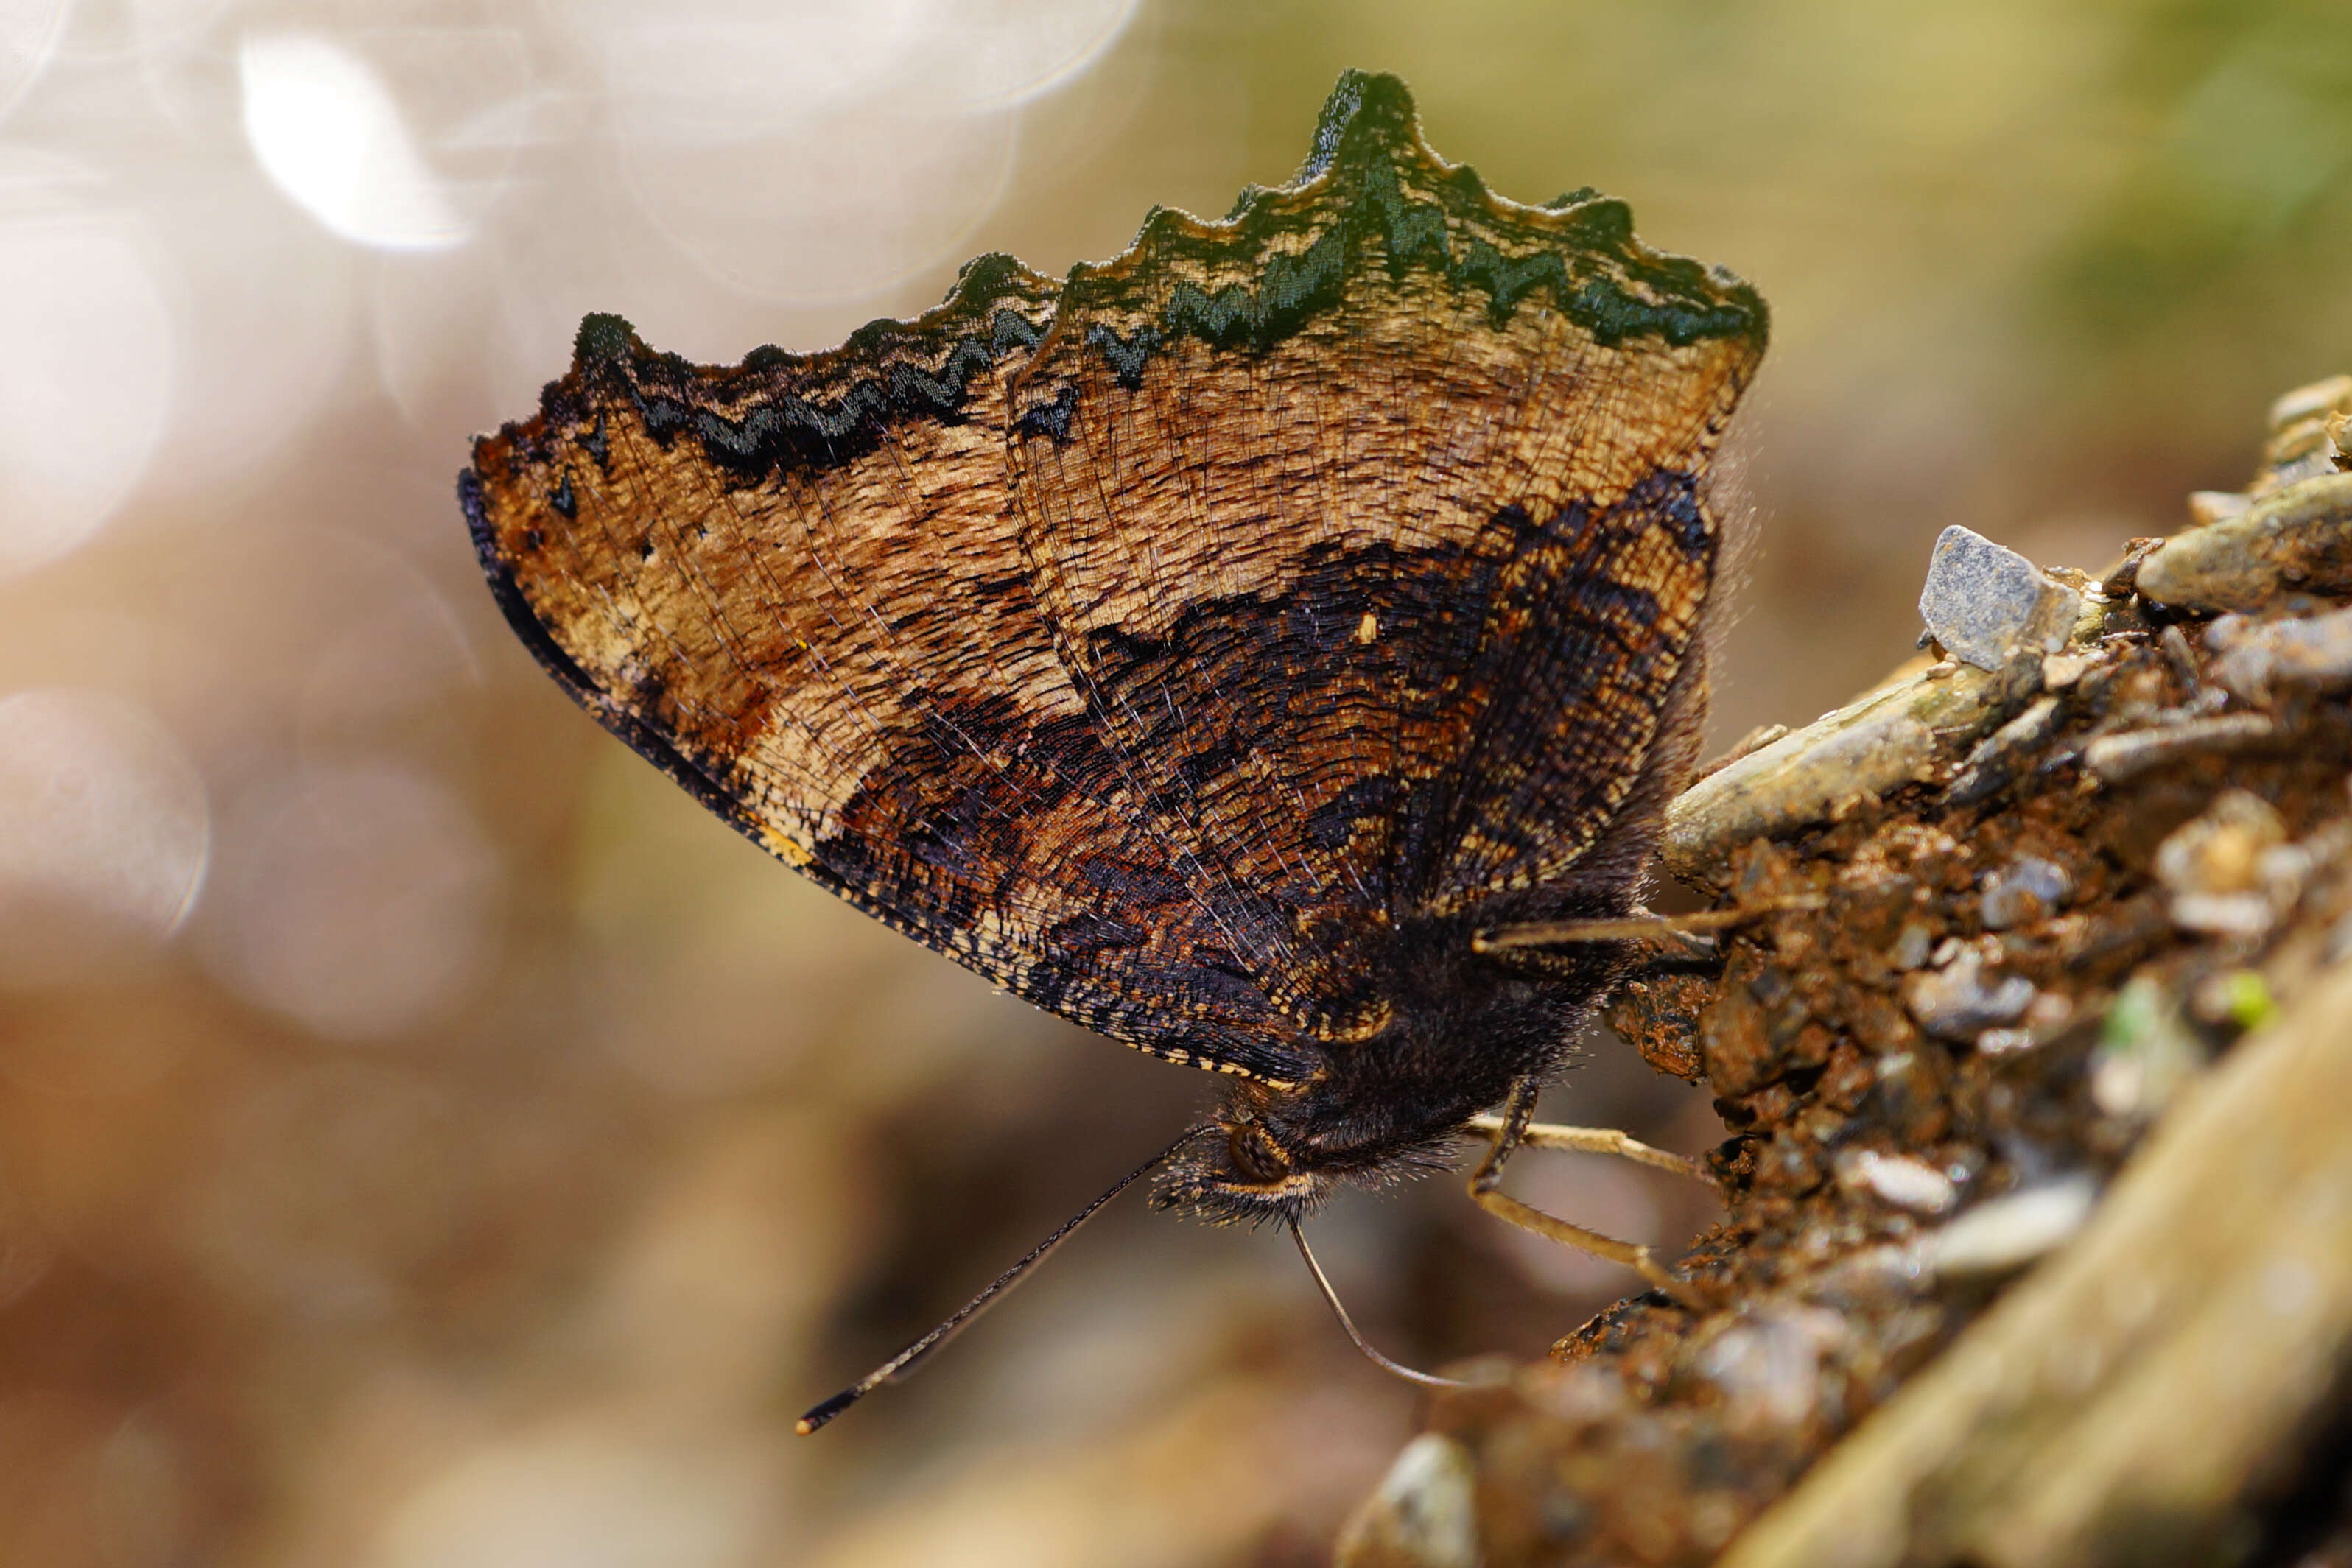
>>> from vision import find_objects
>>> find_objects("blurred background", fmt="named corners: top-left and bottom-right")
top-left (0, 1), bottom-right (2347, 1563)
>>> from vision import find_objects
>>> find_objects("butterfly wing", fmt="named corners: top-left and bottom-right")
top-left (1005, 72), bottom-right (1766, 1041)
top-left (463, 71), bottom-right (1766, 1084)
top-left (463, 258), bottom-right (1315, 1084)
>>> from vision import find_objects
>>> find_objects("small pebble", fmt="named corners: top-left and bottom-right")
top-left (1691, 1307), bottom-right (1847, 1430)
top-left (2267, 420), bottom-right (2333, 468)
top-left (1798, 1244), bottom-right (1920, 1311)
top-left (2040, 650), bottom-right (2098, 689)
top-left (1980, 854), bottom-right (2071, 929)
top-left (2101, 538), bottom-right (2164, 599)
top-left (2167, 890), bottom-right (2277, 938)
top-left (2160, 624), bottom-right (2202, 692)
top-left (1903, 944), bottom-right (2036, 1041)
top-left (1974, 1027), bottom-right (2037, 1056)
top-left (1917, 527), bottom-right (2082, 672)
top-left (1920, 1175), bottom-right (2099, 1279)
top-left (1836, 1149), bottom-right (1958, 1214)
top-left (1887, 919), bottom-right (1936, 971)
top-left (2025, 990), bottom-right (2074, 1031)
top-left (1340, 1435), bottom-right (1481, 1568)
top-left (2154, 789), bottom-right (2289, 936)
top-left (2187, 490), bottom-right (2250, 527)
top-left (1514, 1363), bottom-right (1631, 1425)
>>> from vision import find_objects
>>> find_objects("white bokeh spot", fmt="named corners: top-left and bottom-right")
top-left (0, 152), bottom-right (175, 580)
top-left (240, 32), bottom-right (468, 251)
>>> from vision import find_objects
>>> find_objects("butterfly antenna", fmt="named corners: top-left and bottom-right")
top-left (1288, 1219), bottom-right (1465, 1391)
top-left (796, 1123), bottom-right (1215, 1435)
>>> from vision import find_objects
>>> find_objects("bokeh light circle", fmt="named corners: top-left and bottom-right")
top-left (0, 154), bottom-right (174, 580)
top-left (0, 0), bottom-right (68, 122)
top-left (910, 0), bottom-right (1144, 113)
top-left (0, 689), bottom-right (210, 988)
top-left (203, 764), bottom-right (501, 1041)
top-left (616, 98), bottom-right (1019, 306)
top-left (239, 31), bottom-right (468, 251)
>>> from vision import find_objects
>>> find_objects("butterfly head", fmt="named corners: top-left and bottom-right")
top-left (1150, 921), bottom-right (1626, 1224)
top-left (1151, 1074), bottom-right (1466, 1226)
top-left (1153, 1100), bottom-right (1329, 1224)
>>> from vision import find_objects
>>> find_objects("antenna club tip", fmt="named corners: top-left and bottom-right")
top-left (796, 1389), bottom-right (858, 1435)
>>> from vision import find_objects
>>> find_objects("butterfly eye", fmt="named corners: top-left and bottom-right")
top-left (1226, 1125), bottom-right (1292, 1184)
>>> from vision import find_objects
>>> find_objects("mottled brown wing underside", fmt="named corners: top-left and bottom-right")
top-left (463, 70), bottom-right (1766, 1080)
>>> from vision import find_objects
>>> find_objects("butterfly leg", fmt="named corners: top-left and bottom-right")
top-left (1467, 1082), bottom-right (1710, 1310)
top-left (1472, 896), bottom-right (1823, 958)
top-left (1461, 1113), bottom-right (1711, 1183)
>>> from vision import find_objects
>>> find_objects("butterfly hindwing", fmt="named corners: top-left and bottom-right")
top-left (1005, 72), bottom-right (1764, 1041)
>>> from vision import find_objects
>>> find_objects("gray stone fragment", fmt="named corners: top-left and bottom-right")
top-left (1917, 1175), bottom-right (2100, 1279)
top-left (1665, 577), bottom-right (2101, 882)
top-left (1903, 944), bottom-right (2035, 1041)
top-left (1918, 527), bottom-right (2082, 672)
top-left (1836, 1149), bottom-right (1959, 1214)
top-left (1980, 854), bottom-right (2071, 929)
top-left (1337, 1434), bottom-right (1481, 1568)
top-left (1692, 1306), bottom-right (1849, 1430)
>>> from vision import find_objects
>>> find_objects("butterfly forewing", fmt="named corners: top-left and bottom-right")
top-left (464, 261), bottom-right (1314, 1083)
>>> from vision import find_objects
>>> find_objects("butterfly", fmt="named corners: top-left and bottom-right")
top-left (461, 69), bottom-right (1766, 1428)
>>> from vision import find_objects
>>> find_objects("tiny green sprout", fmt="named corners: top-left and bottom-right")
top-left (2099, 975), bottom-right (2164, 1050)
top-left (2222, 969), bottom-right (2278, 1032)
